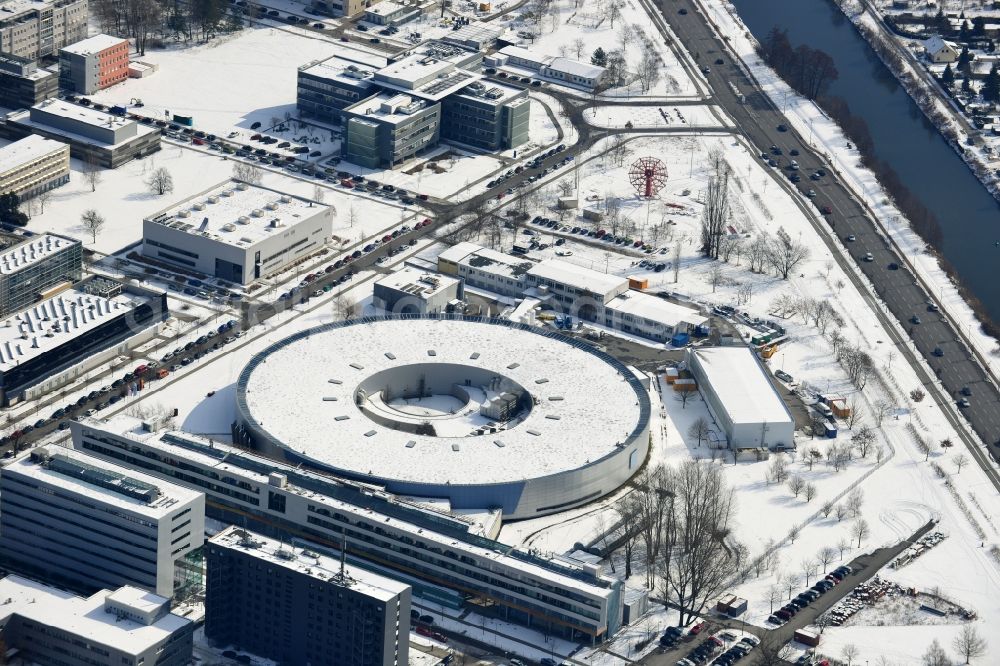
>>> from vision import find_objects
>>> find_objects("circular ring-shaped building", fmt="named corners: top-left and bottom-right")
top-left (235, 316), bottom-right (650, 519)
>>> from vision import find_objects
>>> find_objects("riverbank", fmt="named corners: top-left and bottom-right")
top-left (699, 0), bottom-right (1000, 396)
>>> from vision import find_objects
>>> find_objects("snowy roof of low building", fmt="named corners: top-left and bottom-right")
top-left (374, 53), bottom-right (480, 100)
top-left (452, 79), bottom-right (524, 104)
top-left (527, 258), bottom-right (627, 298)
top-left (61, 33), bottom-right (128, 56)
top-left (4, 446), bottom-right (202, 517)
top-left (545, 57), bottom-right (605, 80)
top-left (238, 318), bottom-right (646, 486)
top-left (365, 0), bottom-right (406, 16)
top-left (0, 232), bottom-right (75, 275)
top-left (144, 179), bottom-right (328, 248)
top-left (923, 36), bottom-right (957, 53)
top-left (375, 267), bottom-right (459, 299)
top-left (439, 242), bottom-right (532, 280)
top-left (0, 135), bottom-right (67, 175)
top-left (105, 586), bottom-right (168, 617)
top-left (688, 346), bottom-right (793, 427)
top-left (0, 575), bottom-right (190, 656)
top-left (606, 291), bottom-right (706, 328)
top-left (345, 92), bottom-right (431, 125)
top-left (0, 285), bottom-right (152, 372)
top-left (300, 52), bottom-right (385, 85)
top-left (210, 526), bottom-right (409, 602)
top-left (9, 102), bottom-right (159, 149)
top-left (498, 45), bottom-right (549, 64)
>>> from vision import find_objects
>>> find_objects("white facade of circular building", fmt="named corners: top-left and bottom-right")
top-left (235, 316), bottom-right (651, 519)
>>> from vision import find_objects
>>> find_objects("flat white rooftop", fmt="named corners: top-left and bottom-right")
top-left (145, 179), bottom-right (328, 248)
top-left (0, 285), bottom-right (145, 371)
top-left (105, 585), bottom-right (167, 616)
top-left (607, 291), bottom-right (706, 327)
top-left (689, 346), bottom-right (793, 426)
top-left (32, 99), bottom-right (130, 131)
top-left (375, 267), bottom-right (459, 299)
top-left (5, 446), bottom-right (202, 518)
top-left (528, 258), bottom-right (627, 297)
top-left (8, 103), bottom-right (158, 149)
top-left (365, 0), bottom-right (405, 16)
top-left (346, 93), bottom-right (430, 125)
top-left (0, 575), bottom-right (189, 656)
top-left (439, 241), bottom-right (531, 280)
top-left (211, 525), bottom-right (409, 602)
top-left (61, 33), bottom-right (127, 56)
top-left (0, 232), bottom-right (74, 275)
top-left (240, 318), bottom-right (644, 485)
top-left (0, 135), bottom-right (67, 175)
top-left (546, 57), bottom-right (605, 80)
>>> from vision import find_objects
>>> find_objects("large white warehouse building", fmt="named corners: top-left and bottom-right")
top-left (686, 346), bottom-right (795, 449)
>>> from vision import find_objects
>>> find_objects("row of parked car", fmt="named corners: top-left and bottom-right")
top-left (767, 564), bottom-right (853, 626)
top-left (487, 144), bottom-right (569, 190)
top-left (665, 628), bottom-right (760, 666)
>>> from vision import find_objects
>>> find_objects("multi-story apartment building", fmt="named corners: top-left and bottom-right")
top-left (0, 134), bottom-right (68, 200)
top-left (0, 0), bottom-right (88, 61)
top-left (73, 416), bottom-right (625, 643)
top-left (59, 33), bottom-right (129, 94)
top-left (297, 54), bottom-right (381, 124)
top-left (0, 575), bottom-right (194, 666)
top-left (206, 526), bottom-right (411, 666)
top-left (0, 445), bottom-right (205, 597)
top-left (0, 53), bottom-right (57, 108)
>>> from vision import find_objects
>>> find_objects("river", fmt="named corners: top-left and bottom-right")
top-left (730, 0), bottom-right (1000, 323)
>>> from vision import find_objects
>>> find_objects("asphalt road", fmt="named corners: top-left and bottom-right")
top-left (662, 0), bottom-right (1000, 476)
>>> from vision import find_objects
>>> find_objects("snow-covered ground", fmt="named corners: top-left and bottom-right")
top-left (583, 104), bottom-right (731, 129)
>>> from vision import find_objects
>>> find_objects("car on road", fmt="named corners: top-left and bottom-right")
top-left (927, 302), bottom-right (939, 312)
top-left (961, 386), bottom-right (973, 396)
top-left (679, 7), bottom-right (688, 13)
top-left (777, 123), bottom-right (788, 132)
top-left (862, 252), bottom-right (874, 262)
top-left (715, 58), bottom-right (724, 65)
top-left (933, 347), bottom-right (944, 357)
top-left (701, 67), bottom-right (711, 74)
top-left (821, 205), bottom-right (832, 214)
top-left (910, 315), bottom-right (921, 324)
top-left (958, 398), bottom-right (971, 408)
top-left (846, 234), bottom-right (856, 242)
top-left (888, 262), bottom-right (899, 270)
top-left (789, 148), bottom-right (800, 156)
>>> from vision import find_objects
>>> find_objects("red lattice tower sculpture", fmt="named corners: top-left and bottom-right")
top-left (628, 156), bottom-right (668, 198)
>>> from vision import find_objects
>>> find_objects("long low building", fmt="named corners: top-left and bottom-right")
top-left (143, 179), bottom-right (332, 285)
top-left (73, 414), bottom-right (626, 643)
top-left (685, 346), bottom-right (795, 449)
top-left (4, 99), bottom-right (161, 168)
top-left (0, 575), bottom-right (193, 666)
top-left (0, 276), bottom-right (168, 405)
top-left (0, 135), bottom-right (70, 200)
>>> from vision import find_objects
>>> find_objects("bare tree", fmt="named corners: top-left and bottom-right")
top-left (787, 474), bottom-right (805, 498)
top-left (910, 388), bottom-right (926, 403)
top-left (836, 536), bottom-right (851, 559)
top-left (146, 167), bottom-right (174, 196)
top-left (82, 155), bottom-right (102, 192)
top-left (767, 455), bottom-right (789, 484)
top-left (610, 492), bottom-right (641, 580)
top-left (834, 503), bottom-right (849, 523)
top-left (817, 546), bottom-right (837, 572)
top-left (801, 557), bottom-right (818, 585)
top-left (845, 395), bottom-right (864, 428)
top-left (35, 189), bottom-right (53, 214)
top-left (953, 453), bottom-right (969, 474)
top-left (922, 639), bottom-right (950, 666)
top-left (746, 233), bottom-right (770, 273)
top-left (788, 525), bottom-right (799, 543)
top-left (608, 1), bottom-right (621, 28)
top-left (659, 461), bottom-right (739, 626)
top-left (571, 37), bottom-right (586, 60)
top-left (700, 168), bottom-right (730, 259)
top-left (766, 227), bottom-right (810, 279)
top-left (687, 417), bottom-right (710, 447)
top-left (232, 161), bottom-right (264, 185)
top-left (851, 518), bottom-right (870, 548)
top-left (331, 291), bottom-right (359, 321)
top-left (782, 572), bottom-right (800, 598)
top-left (767, 584), bottom-right (782, 613)
top-left (841, 644), bottom-right (859, 666)
top-left (80, 209), bottom-right (106, 243)
top-left (852, 426), bottom-right (876, 458)
top-left (953, 624), bottom-right (987, 664)
top-left (872, 399), bottom-right (892, 426)
top-left (706, 264), bottom-right (724, 293)
top-left (846, 488), bottom-right (864, 518)
top-left (916, 436), bottom-right (932, 461)
top-left (821, 501), bottom-right (834, 518)
top-left (634, 465), bottom-right (674, 590)
top-left (804, 482), bottom-right (817, 503)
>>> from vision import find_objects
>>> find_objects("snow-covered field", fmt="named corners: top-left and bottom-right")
top-left (583, 104), bottom-right (731, 129)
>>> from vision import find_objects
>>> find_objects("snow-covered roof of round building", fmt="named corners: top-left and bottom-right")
top-left (236, 316), bottom-right (649, 487)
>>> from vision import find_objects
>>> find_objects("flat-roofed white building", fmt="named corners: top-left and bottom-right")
top-left (373, 267), bottom-right (462, 314)
top-left (0, 445), bottom-right (205, 597)
top-left (436, 241), bottom-right (532, 297)
top-left (0, 575), bottom-right (193, 666)
top-left (491, 46), bottom-right (606, 91)
top-left (6, 98), bottom-right (161, 167)
top-left (685, 346), bottom-right (795, 449)
top-left (0, 135), bottom-right (69, 200)
top-left (142, 179), bottom-right (333, 284)
top-left (605, 291), bottom-right (706, 343)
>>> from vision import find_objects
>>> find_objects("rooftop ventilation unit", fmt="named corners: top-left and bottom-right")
top-left (222, 223), bottom-right (236, 232)
top-left (250, 209), bottom-right (264, 218)
top-left (193, 202), bottom-right (205, 211)
top-left (177, 210), bottom-right (190, 218)
top-left (236, 182), bottom-right (248, 191)
top-left (237, 216), bottom-right (250, 224)
top-left (207, 196), bottom-right (219, 204)
top-left (265, 202), bottom-right (278, 211)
